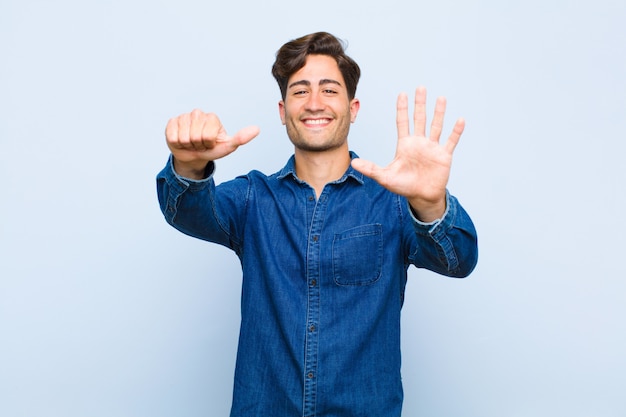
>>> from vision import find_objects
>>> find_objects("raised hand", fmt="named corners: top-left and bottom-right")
top-left (351, 87), bottom-right (465, 222)
top-left (165, 109), bottom-right (260, 179)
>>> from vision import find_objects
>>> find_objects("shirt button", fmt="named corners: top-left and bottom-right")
top-left (309, 324), bottom-right (316, 332)
top-left (310, 279), bottom-right (317, 287)
top-left (312, 235), bottom-right (319, 242)
top-left (308, 196), bottom-right (314, 201)
top-left (307, 372), bottom-right (314, 379)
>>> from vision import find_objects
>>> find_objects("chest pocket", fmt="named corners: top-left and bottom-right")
top-left (332, 224), bottom-right (383, 286)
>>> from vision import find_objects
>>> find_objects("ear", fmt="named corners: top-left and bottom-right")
top-left (278, 100), bottom-right (286, 125)
top-left (349, 98), bottom-right (360, 123)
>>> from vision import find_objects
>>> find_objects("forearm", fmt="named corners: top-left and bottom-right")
top-left (156, 156), bottom-right (233, 247)
top-left (409, 193), bottom-right (478, 278)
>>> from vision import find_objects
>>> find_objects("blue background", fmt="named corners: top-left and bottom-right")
top-left (1, 0), bottom-right (625, 416)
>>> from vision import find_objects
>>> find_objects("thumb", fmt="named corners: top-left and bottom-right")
top-left (232, 125), bottom-right (260, 146)
top-left (351, 158), bottom-right (383, 180)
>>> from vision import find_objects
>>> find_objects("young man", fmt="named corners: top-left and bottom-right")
top-left (157, 32), bottom-right (478, 417)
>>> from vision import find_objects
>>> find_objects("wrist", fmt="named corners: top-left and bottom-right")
top-left (408, 196), bottom-right (446, 223)
top-left (172, 157), bottom-right (210, 180)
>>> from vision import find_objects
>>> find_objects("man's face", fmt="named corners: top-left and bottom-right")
top-left (279, 54), bottom-right (360, 153)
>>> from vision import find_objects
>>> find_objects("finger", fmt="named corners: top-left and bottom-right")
top-left (177, 113), bottom-right (191, 148)
top-left (189, 109), bottom-right (205, 142)
top-left (396, 93), bottom-right (410, 139)
top-left (351, 158), bottom-right (384, 181)
top-left (165, 117), bottom-right (179, 147)
top-left (445, 117), bottom-right (465, 154)
top-left (231, 125), bottom-right (261, 146)
top-left (430, 96), bottom-right (447, 142)
top-left (413, 86), bottom-right (427, 137)
top-left (200, 113), bottom-right (222, 149)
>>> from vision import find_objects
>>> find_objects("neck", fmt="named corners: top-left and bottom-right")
top-left (294, 146), bottom-right (351, 198)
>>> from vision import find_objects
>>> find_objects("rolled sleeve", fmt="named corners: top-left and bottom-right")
top-left (157, 155), bottom-right (215, 223)
top-left (408, 191), bottom-right (478, 277)
top-left (409, 191), bottom-right (453, 235)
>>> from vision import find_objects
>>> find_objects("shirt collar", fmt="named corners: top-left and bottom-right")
top-left (277, 151), bottom-right (364, 185)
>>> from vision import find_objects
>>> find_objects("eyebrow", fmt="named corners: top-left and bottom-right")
top-left (287, 79), bottom-right (343, 90)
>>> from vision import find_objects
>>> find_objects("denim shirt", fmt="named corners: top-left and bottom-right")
top-left (157, 152), bottom-right (478, 417)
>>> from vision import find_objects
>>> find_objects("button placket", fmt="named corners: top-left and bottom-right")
top-left (303, 189), bottom-right (326, 417)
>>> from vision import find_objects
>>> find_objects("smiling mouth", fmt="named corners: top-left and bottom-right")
top-left (303, 118), bottom-right (332, 127)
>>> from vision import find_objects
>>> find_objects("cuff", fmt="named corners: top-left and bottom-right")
top-left (409, 190), bottom-right (455, 235)
top-left (167, 154), bottom-right (215, 192)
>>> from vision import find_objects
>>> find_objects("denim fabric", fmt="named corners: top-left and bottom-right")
top-left (157, 152), bottom-right (478, 417)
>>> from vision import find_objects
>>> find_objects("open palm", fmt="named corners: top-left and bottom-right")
top-left (351, 87), bottom-right (465, 222)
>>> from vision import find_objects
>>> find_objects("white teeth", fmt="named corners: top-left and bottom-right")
top-left (305, 119), bottom-right (330, 125)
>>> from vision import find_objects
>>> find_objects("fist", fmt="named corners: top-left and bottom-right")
top-left (165, 109), bottom-right (259, 178)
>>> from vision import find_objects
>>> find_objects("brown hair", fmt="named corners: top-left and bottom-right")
top-left (271, 32), bottom-right (361, 100)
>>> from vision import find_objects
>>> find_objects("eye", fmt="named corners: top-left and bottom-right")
top-left (323, 89), bottom-right (338, 94)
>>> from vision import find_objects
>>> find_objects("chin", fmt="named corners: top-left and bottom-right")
top-left (291, 139), bottom-right (346, 153)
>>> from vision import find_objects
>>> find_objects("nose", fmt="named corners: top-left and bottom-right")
top-left (304, 90), bottom-right (325, 112)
